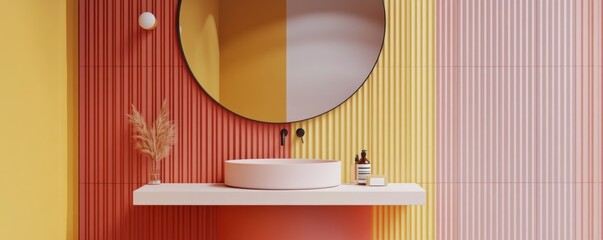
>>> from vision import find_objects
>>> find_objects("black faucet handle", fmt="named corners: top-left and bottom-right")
top-left (280, 128), bottom-right (288, 146)
top-left (296, 128), bottom-right (305, 143)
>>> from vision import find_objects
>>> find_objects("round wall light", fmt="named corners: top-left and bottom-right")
top-left (138, 12), bottom-right (157, 30)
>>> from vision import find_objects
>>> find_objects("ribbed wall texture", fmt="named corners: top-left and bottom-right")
top-left (437, 0), bottom-right (603, 240)
top-left (78, 1), bottom-right (290, 239)
top-left (292, 1), bottom-right (436, 240)
top-left (79, 0), bottom-right (603, 239)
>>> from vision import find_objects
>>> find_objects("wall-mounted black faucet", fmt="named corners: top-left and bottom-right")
top-left (280, 129), bottom-right (288, 146)
top-left (296, 128), bottom-right (305, 143)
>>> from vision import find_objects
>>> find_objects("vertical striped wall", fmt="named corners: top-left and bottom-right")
top-left (292, 1), bottom-right (436, 240)
top-left (78, 1), bottom-right (289, 239)
top-left (437, 0), bottom-right (603, 240)
top-left (79, 0), bottom-right (603, 240)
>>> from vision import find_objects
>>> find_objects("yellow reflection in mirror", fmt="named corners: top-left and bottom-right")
top-left (181, 0), bottom-right (287, 122)
top-left (180, 0), bottom-right (221, 100)
top-left (218, 0), bottom-right (287, 122)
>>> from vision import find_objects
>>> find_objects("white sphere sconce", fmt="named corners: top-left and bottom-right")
top-left (138, 12), bottom-right (157, 30)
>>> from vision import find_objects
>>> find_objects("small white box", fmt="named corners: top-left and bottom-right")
top-left (366, 175), bottom-right (388, 186)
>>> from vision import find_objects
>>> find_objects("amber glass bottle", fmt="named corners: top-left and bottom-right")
top-left (356, 150), bottom-right (371, 185)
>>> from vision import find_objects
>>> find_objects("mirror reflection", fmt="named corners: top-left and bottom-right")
top-left (179, 0), bottom-right (385, 123)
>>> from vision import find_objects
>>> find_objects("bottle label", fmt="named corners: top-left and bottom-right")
top-left (357, 164), bottom-right (371, 184)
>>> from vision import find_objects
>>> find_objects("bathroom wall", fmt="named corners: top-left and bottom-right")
top-left (78, 1), bottom-right (603, 240)
top-left (78, 0), bottom-right (290, 239)
top-left (292, 1), bottom-right (436, 239)
top-left (0, 0), bottom-right (76, 239)
top-left (79, 0), bottom-right (433, 239)
top-left (436, 1), bottom-right (603, 239)
top-left (295, 0), bottom-right (603, 239)
top-left (79, 0), bottom-right (366, 239)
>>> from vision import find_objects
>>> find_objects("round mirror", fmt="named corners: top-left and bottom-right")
top-left (178, 0), bottom-right (385, 123)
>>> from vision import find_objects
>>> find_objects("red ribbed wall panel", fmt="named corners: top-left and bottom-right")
top-left (78, 0), bottom-right (290, 239)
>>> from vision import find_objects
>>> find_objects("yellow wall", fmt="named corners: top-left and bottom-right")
top-left (66, 0), bottom-right (78, 238)
top-left (219, 0), bottom-right (287, 122)
top-left (180, 0), bottom-right (221, 100)
top-left (292, 0), bottom-right (436, 239)
top-left (0, 0), bottom-right (75, 239)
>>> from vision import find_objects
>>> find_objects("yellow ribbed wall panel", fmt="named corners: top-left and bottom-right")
top-left (291, 0), bottom-right (435, 239)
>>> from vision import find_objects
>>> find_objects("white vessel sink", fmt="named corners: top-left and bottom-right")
top-left (224, 159), bottom-right (341, 190)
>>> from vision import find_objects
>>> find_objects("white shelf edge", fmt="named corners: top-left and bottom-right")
top-left (133, 183), bottom-right (426, 206)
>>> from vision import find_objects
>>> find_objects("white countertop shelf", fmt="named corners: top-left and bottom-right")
top-left (133, 183), bottom-right (426, 206)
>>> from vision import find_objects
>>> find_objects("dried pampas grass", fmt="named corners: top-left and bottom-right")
top-left (128, 100), bottom-right (175, 162)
